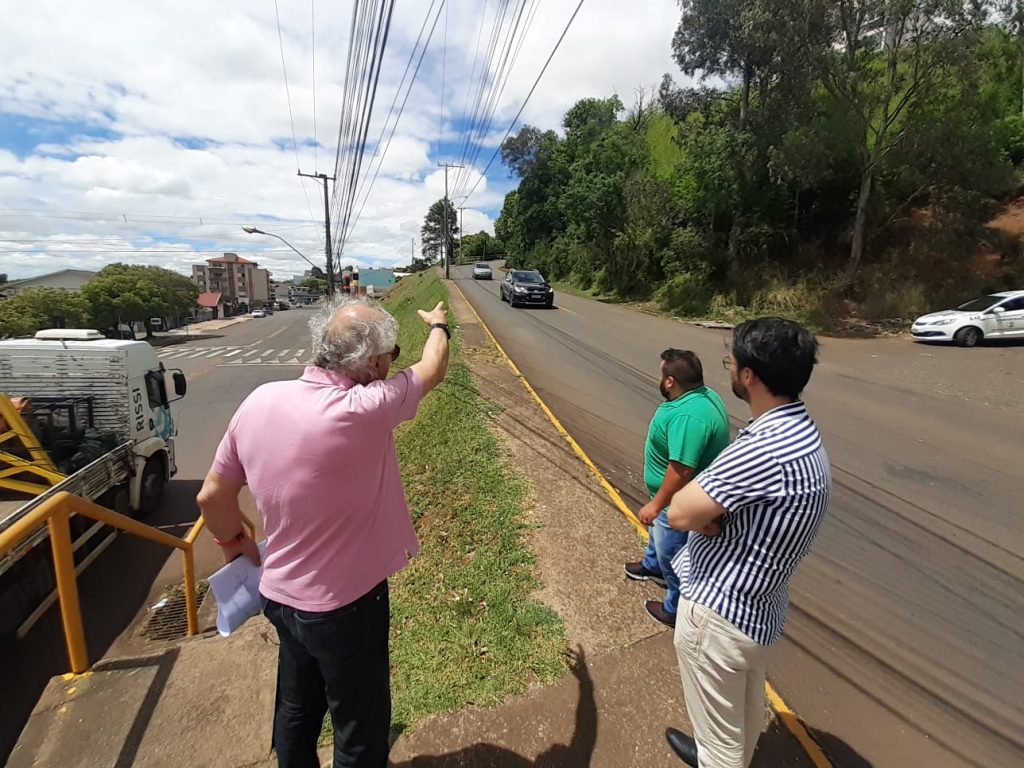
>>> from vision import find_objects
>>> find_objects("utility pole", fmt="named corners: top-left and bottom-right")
top-left (457, 207), bottom-right (466, 267)
top-left (437, 162), bottom-right (464, 279)
top-left (298, 171), bottom-right (337, 295)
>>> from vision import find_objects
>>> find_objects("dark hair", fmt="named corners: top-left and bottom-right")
top-left (732, 317), bottom-right (818, 399)
top-left (660, 349), bottom-right (703, 389)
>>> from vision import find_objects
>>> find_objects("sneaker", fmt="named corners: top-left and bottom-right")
top-left (645, 599), bottom-right (677, 628)
top-left (624, 561), bottom-right (667, 588)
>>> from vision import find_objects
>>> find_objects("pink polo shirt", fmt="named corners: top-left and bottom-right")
top-left (212, 365), bottom-right (423, 612)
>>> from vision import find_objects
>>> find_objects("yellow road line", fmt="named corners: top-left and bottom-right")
top-left (448, 278), bottom-right (833, 768)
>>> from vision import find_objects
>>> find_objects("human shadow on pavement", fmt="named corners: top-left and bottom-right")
top-left (389, 641), bottom-right (872, 768)
top-left (751, 715), bottom-right (873, 768)
top-left (390, 647), bottom-right (597, 768)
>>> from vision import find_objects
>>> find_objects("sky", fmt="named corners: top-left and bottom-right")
top-left (0, 0), bottom-right (684, 281)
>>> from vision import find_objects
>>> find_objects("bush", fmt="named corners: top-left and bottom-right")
top-left (658, 269), bottom-right (713, 316)
top-left (996, 114), bottom-right (1024, 166)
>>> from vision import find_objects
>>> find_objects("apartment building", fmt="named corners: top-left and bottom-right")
top-left (191, 253), bottom-right (270, 314)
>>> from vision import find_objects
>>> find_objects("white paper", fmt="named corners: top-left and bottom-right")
top-left (208, 540), bottom-right (267, 637)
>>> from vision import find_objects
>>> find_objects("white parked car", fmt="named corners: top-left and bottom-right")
top-left (911, 290), bottom-right (1024, 347)
top-left (472, 262), bottom-right (492, 280)
top-left (251, 309), bottom-right (266, 318)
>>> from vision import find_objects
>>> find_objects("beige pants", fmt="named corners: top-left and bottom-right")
top-left (674, 599), bottom-right (768, 768)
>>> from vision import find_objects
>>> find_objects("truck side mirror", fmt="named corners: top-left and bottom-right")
top-left (172, 371), bottom-right (187, 398)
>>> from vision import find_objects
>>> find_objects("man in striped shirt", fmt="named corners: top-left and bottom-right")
top-left (664, 317), bottom-right (831, 768)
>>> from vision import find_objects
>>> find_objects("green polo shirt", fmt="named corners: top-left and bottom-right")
top-left (643, 386), bottom-right (730, 498)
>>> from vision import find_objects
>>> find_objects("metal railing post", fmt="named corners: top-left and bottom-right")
top-left (47, 507), bottom-right (89, 674)
top-left (183, 547), bottom-right (198, 637)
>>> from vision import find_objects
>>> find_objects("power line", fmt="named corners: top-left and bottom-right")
top-left (450, 0), bottom-right (526, 194)
top-left (0, 247), bottom-right (321, 255)
top-left (439, 0), bottom-right (448, 151)
top-left (333, 0), bottom-right (397, 258)
top-left (331, 1), bottom-right (380, 234)
top-left (341, 0), bottom-right (446, 248)
top-left (0, 208), bottom-right (320, 226)
top-left (453, 0), bottom-right (537, 196)
top-left (275, 0), bottom-right (323, 244)
top-left (462, 0), bottom-right (588, 204)
top-left (311, 0), bottom-right (318, 173)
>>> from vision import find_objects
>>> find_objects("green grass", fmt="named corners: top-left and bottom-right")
top-left (319, 271), bottom-right (566, 744)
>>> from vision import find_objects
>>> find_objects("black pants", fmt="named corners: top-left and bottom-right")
top-left (263, 581), bottom-right (391, 768)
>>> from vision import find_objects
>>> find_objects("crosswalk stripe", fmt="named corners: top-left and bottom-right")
top-left (242, 349), bottom-right (260, 358)
top-left (223, 349), bottom-right (243, 358)
top-left (160, 349), bottom-right (192, 359)
top-left (204, 349), bottom-right (225, 357)
top-left (258, 349), bottom-right (275, 358)
top-left (187, 349), bottom-right (210, 358)
top-left (277, 349), bottom-right (290, 359)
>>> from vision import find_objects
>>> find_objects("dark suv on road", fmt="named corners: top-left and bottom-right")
top-left (500, 270), bottom-right (554, 308)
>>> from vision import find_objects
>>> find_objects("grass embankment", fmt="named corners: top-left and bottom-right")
top-left (552, 274), bottom-right (912, 337)
top-left (321, 271), bottom-right (566, 743)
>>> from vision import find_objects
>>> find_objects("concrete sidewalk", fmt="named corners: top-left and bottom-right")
top-left (167, 316), bottom-right (252, 335)
top-left (8, 618), bottom-right (283, 768)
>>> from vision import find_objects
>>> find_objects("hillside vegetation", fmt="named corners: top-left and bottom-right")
top-left (497, 2), bottom-right (1024, 331)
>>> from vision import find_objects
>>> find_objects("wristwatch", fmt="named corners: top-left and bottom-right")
top-left (431, 323), bottom-right (451, 339)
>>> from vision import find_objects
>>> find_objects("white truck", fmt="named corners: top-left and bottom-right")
top-left (0, 329), bottom-right (187, 637)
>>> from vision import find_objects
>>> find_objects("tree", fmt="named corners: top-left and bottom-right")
top-left (803, 0), bottom-right (990, 275)
top-left (300, 278), bottom-right (328, 294)
top-left (672, 0), bottom-right (784, 130)
top-left (83, 264), bottom-right (198, 337)
top-left (0, 288), bottom-right (92, 338)
top-left (421, 198), bottom-right (459, 264)
top-left (461, 231), bottom-right (506, 262)
top-left (997, 1), bottom-right (1024, 115)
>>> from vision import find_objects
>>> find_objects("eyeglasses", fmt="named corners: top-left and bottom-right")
top-left (721, 355), bottom-right (732, 371)
top-left (391, 344), bottom-right (400, 361)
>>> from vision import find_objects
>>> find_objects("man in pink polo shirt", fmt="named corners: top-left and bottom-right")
top-left (197, 294), bottom-right (450, 768)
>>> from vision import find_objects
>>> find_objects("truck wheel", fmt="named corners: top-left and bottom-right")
top-left (954, 326), bottom-right (982, 348)
top-left (110, 485), bottom-right (131, 516)
top-left (140, 457), bottom-right (166, 516)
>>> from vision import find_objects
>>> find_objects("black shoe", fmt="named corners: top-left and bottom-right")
top-left (666, 728), bottom-right (699, 766)
top-left (624, 561), bottom-right (667, 588)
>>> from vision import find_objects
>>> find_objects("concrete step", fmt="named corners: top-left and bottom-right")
top-left (8, 617), bottom-right (280, 768)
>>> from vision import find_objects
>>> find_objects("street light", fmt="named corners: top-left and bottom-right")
top-left (242, 226), bottom-right (332, 295)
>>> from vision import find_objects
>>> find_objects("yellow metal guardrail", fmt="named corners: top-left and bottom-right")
top-left (0, 394), bottom-right (64, 496)
top-left (0, 490), bottom-right (255, 675)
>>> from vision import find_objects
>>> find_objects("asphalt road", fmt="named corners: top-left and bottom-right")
top-left (453, 266), bottom-right (1024, 768)
top-left (1, 308), bottom-right (315, 763)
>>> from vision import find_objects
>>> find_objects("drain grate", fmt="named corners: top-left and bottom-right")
top-left (140, 580), bottom-right (209, 642)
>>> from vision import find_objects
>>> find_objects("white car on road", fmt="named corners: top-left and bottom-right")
top-left (911, 290), bottom-right (1024, 346)
top-left (251, 309), bottom-right (266, 318)
top-left (472, 262), bottom-right (492, 280)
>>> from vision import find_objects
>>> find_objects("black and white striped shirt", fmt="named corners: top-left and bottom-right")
top-left (672, 401), bottom-right (830, 645)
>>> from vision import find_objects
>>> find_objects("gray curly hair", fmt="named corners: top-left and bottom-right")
top-left (308, 294), bottom-right (399, 376)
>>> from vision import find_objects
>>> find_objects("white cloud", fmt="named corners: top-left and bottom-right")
top-left (0, 0), bottom-right (683, 279)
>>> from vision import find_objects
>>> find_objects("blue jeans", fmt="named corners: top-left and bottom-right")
top-left (263, 581), bottom-right (391, 768)
top-left (641, 510), bottom-right (688, 615)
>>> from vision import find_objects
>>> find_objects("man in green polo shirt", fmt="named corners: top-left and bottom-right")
top-left (624, 349), bottom-right (729, 627)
